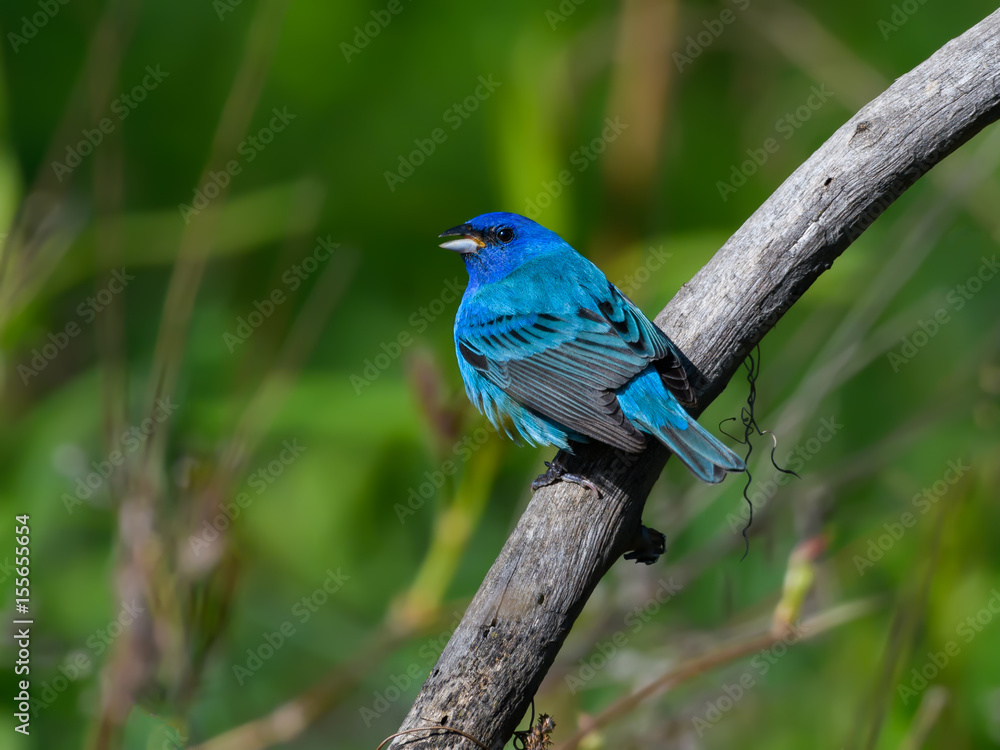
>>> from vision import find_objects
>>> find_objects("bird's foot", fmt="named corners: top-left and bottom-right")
top-left (624, 525), bottom-right (666, 565)
top-left (531, 460), bottom-right (601, 499)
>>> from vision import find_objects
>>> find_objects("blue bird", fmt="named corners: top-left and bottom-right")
top-left (440, 212), bottom-right (745, 489)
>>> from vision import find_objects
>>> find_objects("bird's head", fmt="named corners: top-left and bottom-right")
top-left (439, 212), bottom-right (569, 286)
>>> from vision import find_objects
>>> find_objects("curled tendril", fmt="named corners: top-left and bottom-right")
top-left (719, 345), bottom-right (800, 560)
top-left (512, 698), bottom-right (536, 750)
top-left (375, 725), bottom-right (490, 750)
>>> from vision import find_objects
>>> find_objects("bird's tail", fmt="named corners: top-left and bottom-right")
top-left (618, 370), bottom-right (745, 484)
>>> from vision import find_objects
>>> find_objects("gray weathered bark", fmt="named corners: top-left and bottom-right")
top-left (390, 10), bottom-right (1000, 748)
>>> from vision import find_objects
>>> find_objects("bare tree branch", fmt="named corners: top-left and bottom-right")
top-left (389, 10), bottom-right (1000, 748)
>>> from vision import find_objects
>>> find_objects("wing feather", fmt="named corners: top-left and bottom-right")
top-left (456, 282), bottom-right (692, 451)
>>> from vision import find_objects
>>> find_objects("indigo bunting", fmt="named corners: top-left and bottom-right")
top-left (440, 212), bottom-right (745, 489)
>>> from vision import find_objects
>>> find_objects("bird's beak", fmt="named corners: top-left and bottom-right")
top-left (438, 223), bottom-right (485, 255)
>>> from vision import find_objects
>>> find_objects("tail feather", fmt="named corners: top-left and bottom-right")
top-left (618, 369), bottom-right (745, 484)
top-left (648, 415), bottom-right (745, 484)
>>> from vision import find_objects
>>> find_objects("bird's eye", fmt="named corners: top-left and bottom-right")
top-left (497, 227), bottom-right (514, 244)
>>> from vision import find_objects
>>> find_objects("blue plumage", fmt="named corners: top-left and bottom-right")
top-left (440, 212), bottom-right (744, 484)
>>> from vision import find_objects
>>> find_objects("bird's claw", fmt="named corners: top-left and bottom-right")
top-left (531, 460), bottom-right (601, 499)
top-left (624, 525), bottom-right (666, 565)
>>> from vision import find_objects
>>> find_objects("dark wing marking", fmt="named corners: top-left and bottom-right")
top-left (602, 282), bottom-right (697, 408)
top-left (654, 345), bottom-right (697, 408)
top-left (458, 341), bottom-right (488, 370)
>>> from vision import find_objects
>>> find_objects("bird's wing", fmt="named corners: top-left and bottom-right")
top-left (596, 283), bottom-right (697, 408)
top-left (456, 283), bottom-right (684, 452)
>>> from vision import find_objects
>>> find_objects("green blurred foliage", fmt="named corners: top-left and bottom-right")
top-left (0, 0), bottom-right (998, 748)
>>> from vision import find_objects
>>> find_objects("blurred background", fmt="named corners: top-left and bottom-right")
top-left (1, 0), bottom-right (999, 748)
